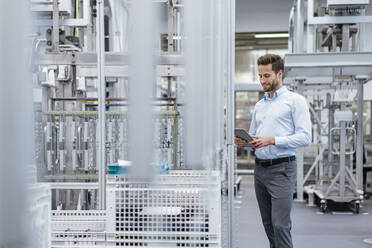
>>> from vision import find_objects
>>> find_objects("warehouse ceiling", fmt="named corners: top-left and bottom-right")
top-left (235, 0), bottom-right (293, 50)
top-left (235, 32), bottom-right (289, 50)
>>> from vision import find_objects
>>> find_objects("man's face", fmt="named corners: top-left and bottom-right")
top-left (258, 64), bottom-right (282, 92)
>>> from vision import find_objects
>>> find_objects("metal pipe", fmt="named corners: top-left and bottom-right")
top-left (327, 93), bottom-right (334, 177)
top-left (172, 113), bottom-right (179, 168)
top-left (83, 0), bottom-right (92, 52)
top-left (340, 121), bottom-right (346, 199)
top-left (216, 0), bottom-right (223, 151)
top-left (295, 0), bottom-right (304, 53)
top-left (356, 79), bottom-right (364, 190)
top-left (227, 0), bottom-right (236, 247)
top-left (51, 97), bottom-right (177, 102)
top-left (52, 0), bottom-right (59, 51)
top-left (168, 3), bottom-right (174, 52)
top-left (206, 0), bottom-right (214, 170)
top-left (97, 0), bottom-right (106, 210)
top-left (307, 0), bottom-right (315, 52)
top-left (296, 147), bottom-right (304, 201)
top-left (176, 9), bottom-right (181, 51)
top-left (358, 8), bottom-right (366, 51)
top-left (341, 24), bottom-right (350, 52)
top-left (288, 4), bottom-right (295, 53)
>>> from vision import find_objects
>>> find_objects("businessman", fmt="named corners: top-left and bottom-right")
top-left (235, 54), bottom-right (311, 248)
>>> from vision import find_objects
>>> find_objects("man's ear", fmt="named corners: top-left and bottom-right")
top-left (277, 70), bottom-right (283, 79)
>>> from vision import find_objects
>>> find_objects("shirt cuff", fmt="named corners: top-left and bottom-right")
top-left (275, 136), bottom-right (287, 148)
top-left (244, 146), bottom-right (255, 151)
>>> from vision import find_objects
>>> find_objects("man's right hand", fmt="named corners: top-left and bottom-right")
top-left (235, 137), bottom-right (248, 148)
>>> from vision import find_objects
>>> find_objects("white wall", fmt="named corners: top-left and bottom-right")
top-left (236, 0), bottom-right (293, 32)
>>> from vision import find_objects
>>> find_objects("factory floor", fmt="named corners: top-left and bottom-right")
top-left (235, 175), bottom-right (372, 248)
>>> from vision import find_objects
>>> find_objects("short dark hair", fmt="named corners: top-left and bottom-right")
top-left (257, 54), bottom-right (284, 74)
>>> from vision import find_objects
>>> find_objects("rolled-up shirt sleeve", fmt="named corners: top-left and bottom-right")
top-left (275, 96), bottom-right (312, 149)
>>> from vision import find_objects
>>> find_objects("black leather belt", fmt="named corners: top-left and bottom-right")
top-left (255, 156), bottom-right (296, 166)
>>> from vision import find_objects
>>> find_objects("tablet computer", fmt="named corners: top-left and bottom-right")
top-left (234, 128), bottom-right (254, 147)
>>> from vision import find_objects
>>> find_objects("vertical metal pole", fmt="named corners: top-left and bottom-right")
top-left (173, 113), bottom-right (179, 168)
top-left (227, 0), bottom-right (236, 247)
top-left (174, 6), bottom-right (181, 168)
top-left (52, 0), bottom-right (59, 51)
top-left (358, 9), bottom-right (366, 52)
top-left (356, 80), bottom-right (364, 190)
top-left (341, 24), bottom-right (350, 52)
top-left (216, 0), bottom-right (223, 153)
top-left (318, 108), bottom-right (324, 186)
top-left (295, 0), bottom-right (303, 53)
top-left (206, 0), bottom-right (214, 170)
top-left (296, 79), bottom-right (305, 201)
top-left (306, 0), bottom-right (314, 53)
top-left (176, 9), bottom-right (181, 52)
top-left (83, 0), bottom-right (93, 52)
top-left (340, 121), bottom-right (346, 199)
top-left (291, 3), bottom-right (297, 53)
top-left (296, 148), bottom-right (304, 201)
top-left (97, 0), bottom-right (106, 210)
top-left (168, 4), bottom-right (174, 52)
top-left (327, 93), bottom-right (334, 177)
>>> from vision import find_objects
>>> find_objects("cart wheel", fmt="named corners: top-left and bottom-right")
top-left (355, 202), bottom-right (360, 214)
top-left (320, 200), bottom-right (327, 213)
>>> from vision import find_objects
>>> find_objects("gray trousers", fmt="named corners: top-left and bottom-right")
top-left (254, 160), bottom-right (297, 248)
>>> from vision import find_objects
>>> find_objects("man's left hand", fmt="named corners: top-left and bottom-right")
top-left (250, 136), bottom-right (275, 149)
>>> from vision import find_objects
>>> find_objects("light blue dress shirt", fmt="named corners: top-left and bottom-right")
top-left (249, 86), bottom-right (312, 159)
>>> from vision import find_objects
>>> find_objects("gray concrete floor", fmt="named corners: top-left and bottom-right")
top-left (235, 175), bottom-right (372, 248)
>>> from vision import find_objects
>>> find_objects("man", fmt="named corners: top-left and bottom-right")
top-left (235, 54), bottom-right (311, 248)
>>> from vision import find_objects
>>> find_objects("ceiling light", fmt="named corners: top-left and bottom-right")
top-left (254, 33), bottom-right (289, 39)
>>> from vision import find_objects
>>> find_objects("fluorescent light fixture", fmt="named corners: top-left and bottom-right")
top-left (254, 33), bottom-right (289, 38)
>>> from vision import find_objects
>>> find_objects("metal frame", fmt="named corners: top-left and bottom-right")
top-left (285, 52), bottom-right (372, 69)
top-left (286, 1), bottom-right (372, 208)
top-left (37, 52), bottom-right (184, 66)
top-left (96, 0), bottom-right (106, 210)
top-left (305, 0), bottom-right (372, 52)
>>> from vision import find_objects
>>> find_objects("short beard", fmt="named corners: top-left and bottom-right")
top-left (265, 77), bottom-right (280, 92)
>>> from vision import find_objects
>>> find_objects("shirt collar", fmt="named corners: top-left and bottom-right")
top-left (264, 86), bottom-right (287, 101)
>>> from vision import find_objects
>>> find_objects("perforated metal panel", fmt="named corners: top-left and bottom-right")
top-left (106, 170), bottom-right (221, 247)
top-left (51, 210), bottom-right (106, 247)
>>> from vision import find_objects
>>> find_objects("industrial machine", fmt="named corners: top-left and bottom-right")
top-left (27, 0), bottom-right (237, 247)
top-left (286, 0), bottom-right (372, 212)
